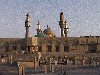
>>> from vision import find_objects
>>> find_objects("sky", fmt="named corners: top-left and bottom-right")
top-left (0, 0), bottom-right (100, 38)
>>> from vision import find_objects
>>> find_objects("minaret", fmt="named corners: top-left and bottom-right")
top-left (64, 21), bottom-right (69, 37)
top-left (25, 13), bottom-right (30, 38)
top-left (25, 13), bottom-right (30, 53)
top-left (59, 12), bottom-right (68, 37)
top-left (36, 21), bottom-right (42, 34)
top-left (59, 12), bottom-right (65, 37)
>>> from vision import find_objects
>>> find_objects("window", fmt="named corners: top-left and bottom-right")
top-left (5, 45), bottom-right (9, 52)
top-left (21, 46), bottom-right (25, 51)
top-left (27, 46), bottom-right (30, 52)
top-left (56, 46), bottom-right (60, 52)
top-left (47, 46), bottom-right (52, 52)
top-left (13, 45), bottom-right (17, 50)
top-left (38, 46), bottom-right (42, 52)
top-left (64, 46), bottom-right (69, 52)
top-left (88, 44), bottom-right (97, 53)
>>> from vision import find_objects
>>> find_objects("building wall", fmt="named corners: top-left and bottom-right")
top-left (0, 36), bottom-right (100, 62)
top-left (30, 36), bottom-right (100, 58)
top-left (0, 38), bottom-right (25, 56)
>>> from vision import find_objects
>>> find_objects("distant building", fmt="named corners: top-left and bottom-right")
top-left (0, 12), bottom-right (100, 66)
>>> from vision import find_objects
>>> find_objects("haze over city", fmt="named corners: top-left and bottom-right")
top-left (0, 0), bottom-right (100, 38)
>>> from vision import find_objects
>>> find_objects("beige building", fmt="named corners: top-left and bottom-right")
top-left (0, 12), bottom-right (100, 66)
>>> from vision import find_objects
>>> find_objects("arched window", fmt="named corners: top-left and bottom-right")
top-left (64, 45), bottom-right (69, 52)
top-left (5, 45), bottom-right (9, 52)
top-left (56, 46), bottom-right (60, 52)
top-left (88, 41), bottom-right (97, 53)
top-left (38, 46), bottom-right (42, 52)
top-left (13, 45), bottom-right (17, 50)
top-left (47, 45), bottom-right (52, 52)
top-left (27, 46), bottom-right (30, 52)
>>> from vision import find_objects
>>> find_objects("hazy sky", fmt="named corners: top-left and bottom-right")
top-left (0, 0), bottom-right (100, 38)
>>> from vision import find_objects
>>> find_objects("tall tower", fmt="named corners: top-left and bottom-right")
top-left (64, 21), bottom-right (69, 37)
top-left (36, 21), bottom-right (42, 34)
top-left (25, 13), bottom-right (30, 38)
top-left (25, 13), bottom-right (30, 53)
top-left (59, 12), bottom-right (68, 37)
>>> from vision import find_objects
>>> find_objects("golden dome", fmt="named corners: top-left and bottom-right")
top-left (43, 25), bottom-right (55, 37)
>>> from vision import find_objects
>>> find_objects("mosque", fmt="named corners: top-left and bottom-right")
top-left (0, 12), bottom-right (100, 66)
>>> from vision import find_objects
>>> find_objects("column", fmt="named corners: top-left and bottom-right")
top-left (51, 65), bottom-right (55, 72)
top-left (49, 58), bottom-right (52, 71)
top-left (22, 65), bottom-right (25, 75)
top-left (44, 65), bottom-right (47, 73)
top-left (60, 44), bottom-right (64, 53)
top-left (34, 57), bottom-right (37, 70)
top-left (42, 44), bottom-right (46, 53)
top-left (61, 65), bottom-right (63, 73)
top-left (19, 65), bottom-right (22, 75)
top-left (52, 44), bottom-right (55, 53)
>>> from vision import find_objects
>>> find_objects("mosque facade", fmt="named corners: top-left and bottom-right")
top-left (0, 12), bottom-right (100, 66)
